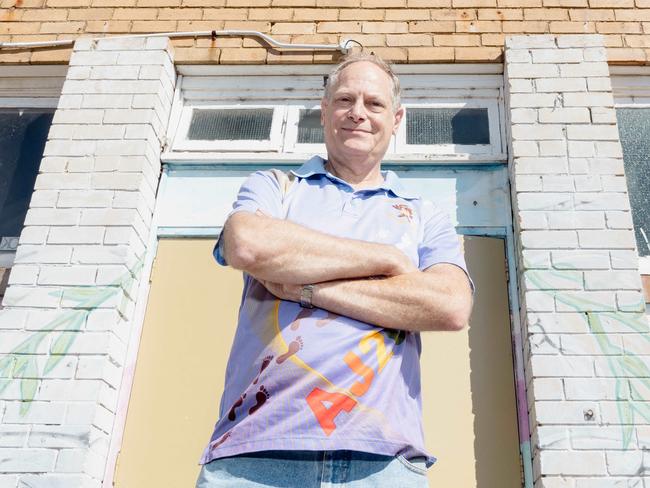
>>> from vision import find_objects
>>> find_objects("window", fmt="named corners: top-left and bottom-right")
top-left (0, 65), bottom-right (64, 303)
top-left (616, 108), bottom-right (650, 259)
top-left (165, 67), bottom-right (506, 163)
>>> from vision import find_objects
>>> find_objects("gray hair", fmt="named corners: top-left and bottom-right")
top-left (324, 52), bottom-right (401, 111)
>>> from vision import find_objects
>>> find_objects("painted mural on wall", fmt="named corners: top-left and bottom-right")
top-left (526, 269), bottom-right (649, 449)
top-left (0, 260), bottom-right (142, 415)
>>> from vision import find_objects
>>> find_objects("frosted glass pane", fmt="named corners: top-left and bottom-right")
top-left (297, 109), bottom-right (323, 144)
top-left (616, 108), bottom-right (650, 256)
top-left (406, 108), bottom-right (490, 145)
top-left (188, 109), bottom-right (273, 141)
top-left (0, 110), bottom-right (53, 238)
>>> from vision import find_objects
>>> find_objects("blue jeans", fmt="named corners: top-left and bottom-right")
top-left (196, 450), bottom-right (429, 488)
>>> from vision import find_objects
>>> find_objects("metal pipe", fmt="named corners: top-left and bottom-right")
top-left (0, 30), bottom-right (352, 52)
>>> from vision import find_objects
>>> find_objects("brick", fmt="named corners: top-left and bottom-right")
top-left (510, 108), bottom-right (537, 123)
top-left (293, 8), bottom-right (340, 22)
top-left (529, 354), bottom-right (594, 376)
top-left (502, 20), bottom-right (548, 32)
top-left (85, 19), bottom-right (132, 31)
top-left (481, 34), bottom-right (505, 44)
top-left (385, 8), bottom-right (430, 20)
top-left (556, 290), bottom-right (618, 311)
top-left (519, 211), bottom-right (548, 229)
top-left (597, 21), bottom-right (642, 34)
top-left (524, 8), bottom-right (568, 20)
top-left (512, 123), bottom-right (564, 138)
top-left (361, 0), bottom-right (404, 5)
top-left (542, 175), bottom-right (574, 191)
top-left (452, 0), bottom-right (496, 6)
top-left (579, 230), bottom-right (636, 248)
top-left (533, 426), bottom-right (570, 449)
top-left (48, 226), bottom-right (104, 244)
top-left (478, 8), bottom-right (523, 20)
top-left (506, 64), bottom-right (560, 78)
top-left (532, 48), bottom-right (583, 63)
top-left (201, 7), bottom-right (248, 19)
top-left (548, 211), bottom-right (605, 229)
top-left (455, 20), bottom-right (502, 32)
top-left (523, 290), bottom-right (555, 310)
top-left (509, 78), bottom-right (534, 92)
top-left (409, 20), bottom-right (455, 32)
top-left (3, 401), bottom-right (66, 424)
top-left (19, 227), bottom-right (50, 246)
top-left (562, 332), bottom-right (623, 355)
top-left (522, 249), bottom-right (551, 267)
top-left (24, 208), bottom-right (80, 226)
top-left (361, 21), bottom-right (408, 33)
top-left (560, 62), bottom-right (611, 78)
top-left (38, 266), bottom-right (98, 286)
top-left (605, 210), bottom-right (634, 229)
top-left (550, 21), bottom-right (598, 33)
top-left (524, 269), bottom-right (583, 289)
top-left (0, 448), bottom-right (56, 472)
top-left (610, 250), bottom-right (640, 269)
top-left (28, 425), bottom-right (93, 449)
top-left (505, 48), bottom-right (532, 64)
top-left (433, 34), bottom-right (481, 46)
top-left (538, 107), bottom-right (590, 123)
top-left (539, 140), bottom-right (566, 156)
top-left (518, 192), bottom-right (573, 211)
top-left (454, 46), bottom-right (503, 60)
top-left (431, 8), bottom-right (475, 19)
top-left (551, 250), bottom-right (610, 269)
top-left (606, 46), bottom-right (646, 63)
top-left (407, 47), bottom-right (455, 61)
top-left (521, 230), bottom-right (578, 248)
top-left (567, 124), bottom-right (620, 140)
top-left (317, 21), bottom-right (362, 32)
top-left (584, 270), bottom-right (641, 290)
top-left (569, 8), bottom-right (614, 21)
top-left (531, 378), bottom-right (564, 399)
top-left (570, 425), bottom-right (629, 447)
top-left (270, 22), bottom-right (315, 34)
top-left (514, 157), bottom-right (568, 173)
top-left (386, 34), bottom-right (432, 46)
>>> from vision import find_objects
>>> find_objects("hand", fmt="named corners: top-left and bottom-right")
top-left (258, 279), bottom-right (302, 303)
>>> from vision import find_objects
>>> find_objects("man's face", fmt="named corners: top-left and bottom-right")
top-left (321, 61), bottom-right (404, 165)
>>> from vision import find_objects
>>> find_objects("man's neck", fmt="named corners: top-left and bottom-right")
top-left (324, 156), bottom-right (384, 190)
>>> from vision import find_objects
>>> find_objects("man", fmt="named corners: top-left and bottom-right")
top-left (196, 53), bottom-right (474, 488)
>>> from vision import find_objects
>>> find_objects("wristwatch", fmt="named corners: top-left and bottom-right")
top-left (300, 284), bottom-right (315, 309)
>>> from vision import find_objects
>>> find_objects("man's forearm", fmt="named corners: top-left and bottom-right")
top-left (222, 211), bottom-right (415, 285)
top-left (310, 265), bottom-right (473, 332)
top-left (259, 264), bottom-right (473, 332)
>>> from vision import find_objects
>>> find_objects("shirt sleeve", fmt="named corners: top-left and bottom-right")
top-left (214, 170), bottom-right (284, 266)
top-left (418, 202), bottom-right (475, 292)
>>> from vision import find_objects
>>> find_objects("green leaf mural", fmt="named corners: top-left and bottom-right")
top-left (527, 268), bottom-right (649, 450)
top-left (0, 258), bottom-right (144, 415)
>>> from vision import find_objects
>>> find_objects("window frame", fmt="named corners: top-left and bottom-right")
top-left (394, 100), bottom-right (501, 156)
top-left (173, 102), bottom-right (287, 152)
top-left (163, 66), bottom-right (507, 164)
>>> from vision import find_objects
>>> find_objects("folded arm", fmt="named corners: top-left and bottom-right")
top-left (261, 263), bottom-right (474, 332)
top-left (221, 211), bottom-right (416, 285)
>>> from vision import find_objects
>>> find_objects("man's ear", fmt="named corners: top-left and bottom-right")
top-left (320, 97), bottom-right (328, 126)
top-left (392, 106), bottom-right (405, 134)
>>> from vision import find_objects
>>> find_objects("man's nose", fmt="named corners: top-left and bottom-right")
top-left (347, 99), bottom-right (367, 122)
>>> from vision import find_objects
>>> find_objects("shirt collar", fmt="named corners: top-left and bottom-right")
top-left (291, 155), bottom-right (418, 200)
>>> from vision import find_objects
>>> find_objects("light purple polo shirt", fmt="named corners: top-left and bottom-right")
top-left (200, 156), bottom-right (471, 467)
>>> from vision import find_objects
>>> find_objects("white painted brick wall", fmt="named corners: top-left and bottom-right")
top-left (505, 34), bottom-right (649, 488)
top-left (0, 36), bottom-right (175, 486)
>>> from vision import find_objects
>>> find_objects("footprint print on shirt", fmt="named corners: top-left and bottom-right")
top-left (276, 336), bottom-right (303, 364)
top-left (253, 355), bottom-right (274, 385)
top-left (290, 309), bottom-right (339, 331)
top-left (227, 393), bottom-right (246, 421)
top-left (209, 431), bottom-right (231, 450)
top-left (249, 385), bottom-right (270, 415)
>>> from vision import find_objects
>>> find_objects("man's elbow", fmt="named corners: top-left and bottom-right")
top-left (446, 294), bottom-right (473, 331)
top-left (222, 214), bottom-right (262, 271)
